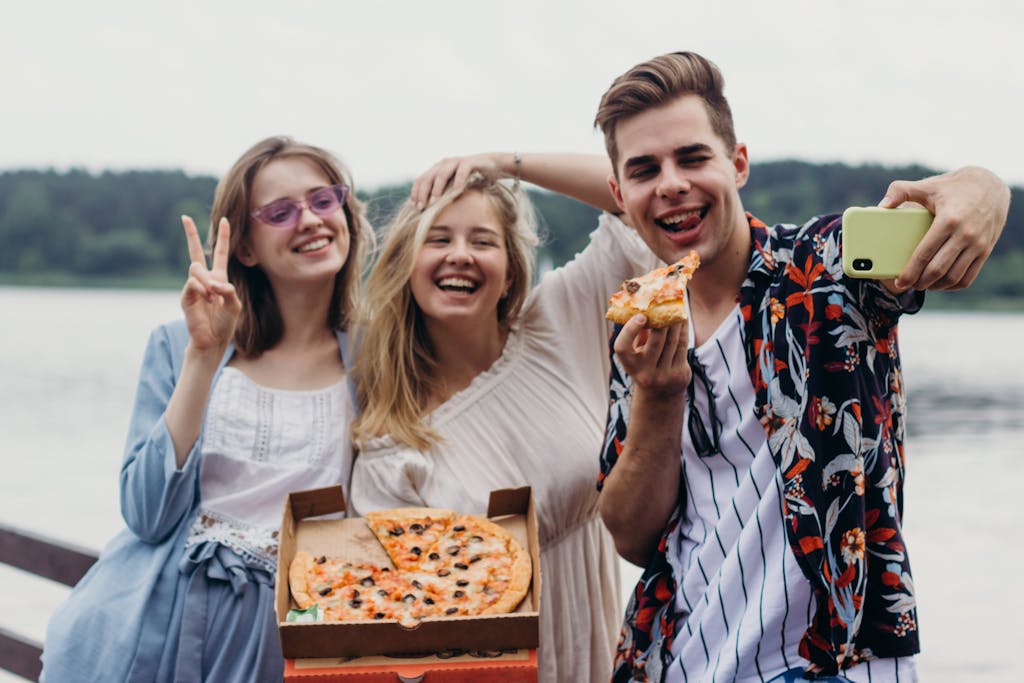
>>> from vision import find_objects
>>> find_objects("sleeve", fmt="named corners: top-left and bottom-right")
top-left (118, 325), bottom-right (202, 543)
top-left (597, 325), bottom-right (632, 491)
top-left (349, 445), bottom-right (431, 516)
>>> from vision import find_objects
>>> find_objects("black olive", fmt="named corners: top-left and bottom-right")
top-left (429, 552), bottom-right (441, 560)
top-left (456, 579), bottom-right (469, 587)
top-left (360, 577), bottom-right (375, 587)
top-left (453, 524), bottom-right (466, 532)
top-left (424, 597), bottom-right (435, 605)
top-left (453, 590), bottom-right (465, 598)
top-left (349, 599), bottom-right (362, 608)
top-left (446, 545), bottom-right (460, 556)
top-left (318, 586), bottom-right (332, 596)
top-left (374, 612), bottom-right (385, 620)
top-left (437, 569), bottom-right (450, 577)
top-left (446, 607), bottom-right (458, 615)
top-left (454, 562), bottom-right (469, 570)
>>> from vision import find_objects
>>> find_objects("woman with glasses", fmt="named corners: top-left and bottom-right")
top-left (42, 136), bottom-right (372, 682)
top-left (349, 156), bottom-right (657, 683)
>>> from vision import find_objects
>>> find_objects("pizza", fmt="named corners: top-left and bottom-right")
top-left (288, 508), bottom-right (531, 627)
top-left (605, 250), bottom-right (701, 328)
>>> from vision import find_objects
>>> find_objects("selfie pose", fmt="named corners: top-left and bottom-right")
top-left (41, 137), bottom-right (371, 682)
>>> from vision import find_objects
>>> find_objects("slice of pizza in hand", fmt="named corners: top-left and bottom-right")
top-left (606, 250), bottom-right (701, 328)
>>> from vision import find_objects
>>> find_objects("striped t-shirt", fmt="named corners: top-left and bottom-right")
top-left (664, 305), bottom-right (917, 683)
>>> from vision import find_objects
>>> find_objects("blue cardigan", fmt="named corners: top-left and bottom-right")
top-left (41, 320), bottom-right (350, 682)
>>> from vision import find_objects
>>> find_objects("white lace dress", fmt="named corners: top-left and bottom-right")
top-left (351, 213), bottom-right (658, 683)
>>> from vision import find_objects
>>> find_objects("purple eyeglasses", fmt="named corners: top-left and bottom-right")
top-left (250, 184), bottom-right (349, 229)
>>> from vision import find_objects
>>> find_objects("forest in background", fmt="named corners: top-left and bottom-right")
top-left (0, 161), bottom-right (1020, 306)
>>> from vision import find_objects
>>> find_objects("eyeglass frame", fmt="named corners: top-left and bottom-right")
top-left (249, 184), bottom-right (350, 230)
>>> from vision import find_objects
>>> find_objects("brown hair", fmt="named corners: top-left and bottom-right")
top-left (594, 51), bottom-right (736, 170)
top-left (351, 173), bottom-right (538, 450)
top-left (207, 136), bottom-right (372, 355)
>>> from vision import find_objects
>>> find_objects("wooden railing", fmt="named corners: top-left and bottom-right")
top-left (0, 523), bottom-right (98, 682)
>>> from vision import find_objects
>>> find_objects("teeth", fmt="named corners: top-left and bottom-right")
top-left (297, 238), bottom-right (330, 253)
top-left (661, 209), bottom-right (702, 225)
top-left (437, 277), bottom-right (476, 290)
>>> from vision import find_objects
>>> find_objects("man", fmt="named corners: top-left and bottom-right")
top-left (595, 52), bottom-right (1008, 682)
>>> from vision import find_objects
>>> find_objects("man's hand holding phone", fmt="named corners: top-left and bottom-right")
top-left (877, 166), bottom-right (1009, 291)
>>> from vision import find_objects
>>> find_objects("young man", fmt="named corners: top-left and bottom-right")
top-left (595, 52), bottom-right (1009, 682)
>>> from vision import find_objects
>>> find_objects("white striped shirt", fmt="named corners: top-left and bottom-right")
top-left (664, 305), bottom-right (916, 683)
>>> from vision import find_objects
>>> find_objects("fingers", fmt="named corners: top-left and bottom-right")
top-left (412, 154), bottom-right (504, 209)
top-left (613, 316), bottom-right (690, 394)
top-left (182, 215), bottom-right (207, 267)
top-left (211, 217), bottom-right (232, 276)
top-left (412, 158), bottom-right (460, 210)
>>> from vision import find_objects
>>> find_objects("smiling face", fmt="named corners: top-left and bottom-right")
top-left (609, 94), bottom-right (751, 279)
top-left (240, 156), bottom-right (351, 288)
top-left (410, 190), bottom-right (511, 333)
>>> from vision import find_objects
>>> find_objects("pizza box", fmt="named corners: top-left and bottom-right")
top-left (283, 648), bottom-right (537, 682)
top-left (275, 485), bottom-right (542, 660)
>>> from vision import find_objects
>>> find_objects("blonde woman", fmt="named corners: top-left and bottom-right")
top-left (42, 137), bottom-right (372, 682)
top-left (350, 156), bottom-right (657, 683)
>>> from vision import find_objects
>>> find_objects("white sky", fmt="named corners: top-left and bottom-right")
top-left (2, 0), bottom-right (1021, 189)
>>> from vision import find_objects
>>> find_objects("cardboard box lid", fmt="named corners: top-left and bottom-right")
top-left (275, 486), bottom-right (541, 659)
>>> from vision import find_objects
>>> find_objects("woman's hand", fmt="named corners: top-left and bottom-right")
top-left (411, 153), bottom-right (511, 209)
top-left (180, 216), bottom-right (242, 354)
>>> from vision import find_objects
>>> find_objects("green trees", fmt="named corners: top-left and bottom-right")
top-left (0, 162), bottom-right (1019, 304)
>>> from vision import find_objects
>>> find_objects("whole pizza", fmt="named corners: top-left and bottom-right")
top-left (288, 507), bottom-right (532, 627)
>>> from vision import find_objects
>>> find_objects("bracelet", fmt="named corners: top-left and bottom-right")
top-left (512, 151), bottom-right (522, 192)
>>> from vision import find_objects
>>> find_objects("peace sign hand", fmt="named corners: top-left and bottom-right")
top-left (180, 215), bottom-right (242, 354)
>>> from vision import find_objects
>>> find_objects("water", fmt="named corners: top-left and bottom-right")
top-left (1, 287), bottom-right (1022, 681)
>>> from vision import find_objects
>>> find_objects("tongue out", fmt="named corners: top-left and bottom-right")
top-left (676, 214), bottom-right (701, 230)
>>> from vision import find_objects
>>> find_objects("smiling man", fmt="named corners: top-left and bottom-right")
top-left (594, 52), bottom-right (1009, 682)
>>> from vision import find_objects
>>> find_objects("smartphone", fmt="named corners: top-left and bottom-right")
top-left (841, 206), bottom-right (933, 278)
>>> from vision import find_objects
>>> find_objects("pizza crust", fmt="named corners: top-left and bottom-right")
top-left (289, 550), bottom-right (316, 609)
top-left (605, 300), bottom-right (688, 328)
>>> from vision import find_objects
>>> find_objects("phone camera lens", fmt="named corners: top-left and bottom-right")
top-left (852, 258), bottom-right (873, 271)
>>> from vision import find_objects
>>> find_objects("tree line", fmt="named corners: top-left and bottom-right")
top-left (0, 161), bottom-right (1020, 303)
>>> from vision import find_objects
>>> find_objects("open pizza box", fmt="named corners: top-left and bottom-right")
top-left (275, 485), bottom-right (542, 663)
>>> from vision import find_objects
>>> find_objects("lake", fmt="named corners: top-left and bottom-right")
top-left (1, 286), bottom-right (1022, 682)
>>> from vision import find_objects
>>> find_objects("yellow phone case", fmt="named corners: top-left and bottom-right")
top-left (841, 207), bottom-right (933, 279)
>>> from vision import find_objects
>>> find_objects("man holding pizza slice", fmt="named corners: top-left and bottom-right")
top-left (592, 52), bottom-right (1009, 682)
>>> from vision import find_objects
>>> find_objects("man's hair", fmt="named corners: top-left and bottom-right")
top-left (209, 136), bottom-right (372, 355)
top-left (594, 51), bottom-right (736, 170)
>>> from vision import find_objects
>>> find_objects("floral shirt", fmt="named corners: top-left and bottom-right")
top-left (598, 214), bottom-right (923, 681)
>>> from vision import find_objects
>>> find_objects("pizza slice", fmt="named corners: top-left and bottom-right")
top-left (363, 507), bottom-right (456, 570)
top-left (420, 514), bottom-right (532, 616)
top-left (288, 552), bottom-right (379, 610)
top-left (605, 250), bottom-right (701, 328)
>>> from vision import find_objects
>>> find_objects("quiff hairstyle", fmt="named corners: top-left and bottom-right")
top-left (351, 173), bottom-right (538, 450)
top-left (207, 136), bottom-right (372, 355)
top-left (594, 51), bottom-right (737, 171)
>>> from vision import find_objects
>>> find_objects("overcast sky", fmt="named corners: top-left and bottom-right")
top-left (2, 0), bottom-right (1020, 190)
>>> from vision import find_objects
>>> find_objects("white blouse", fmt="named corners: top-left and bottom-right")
top-left (185, 366), bottom-right (354, 573)
top-left (351, 213), bottom-right (658, 683)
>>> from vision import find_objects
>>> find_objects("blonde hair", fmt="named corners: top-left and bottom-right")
top-left (208, 136), bottom-right (372, 355)
top-left (595, 51), bottom-right (736, 171)
top-left (352, 173), bottom-right (538, 449)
